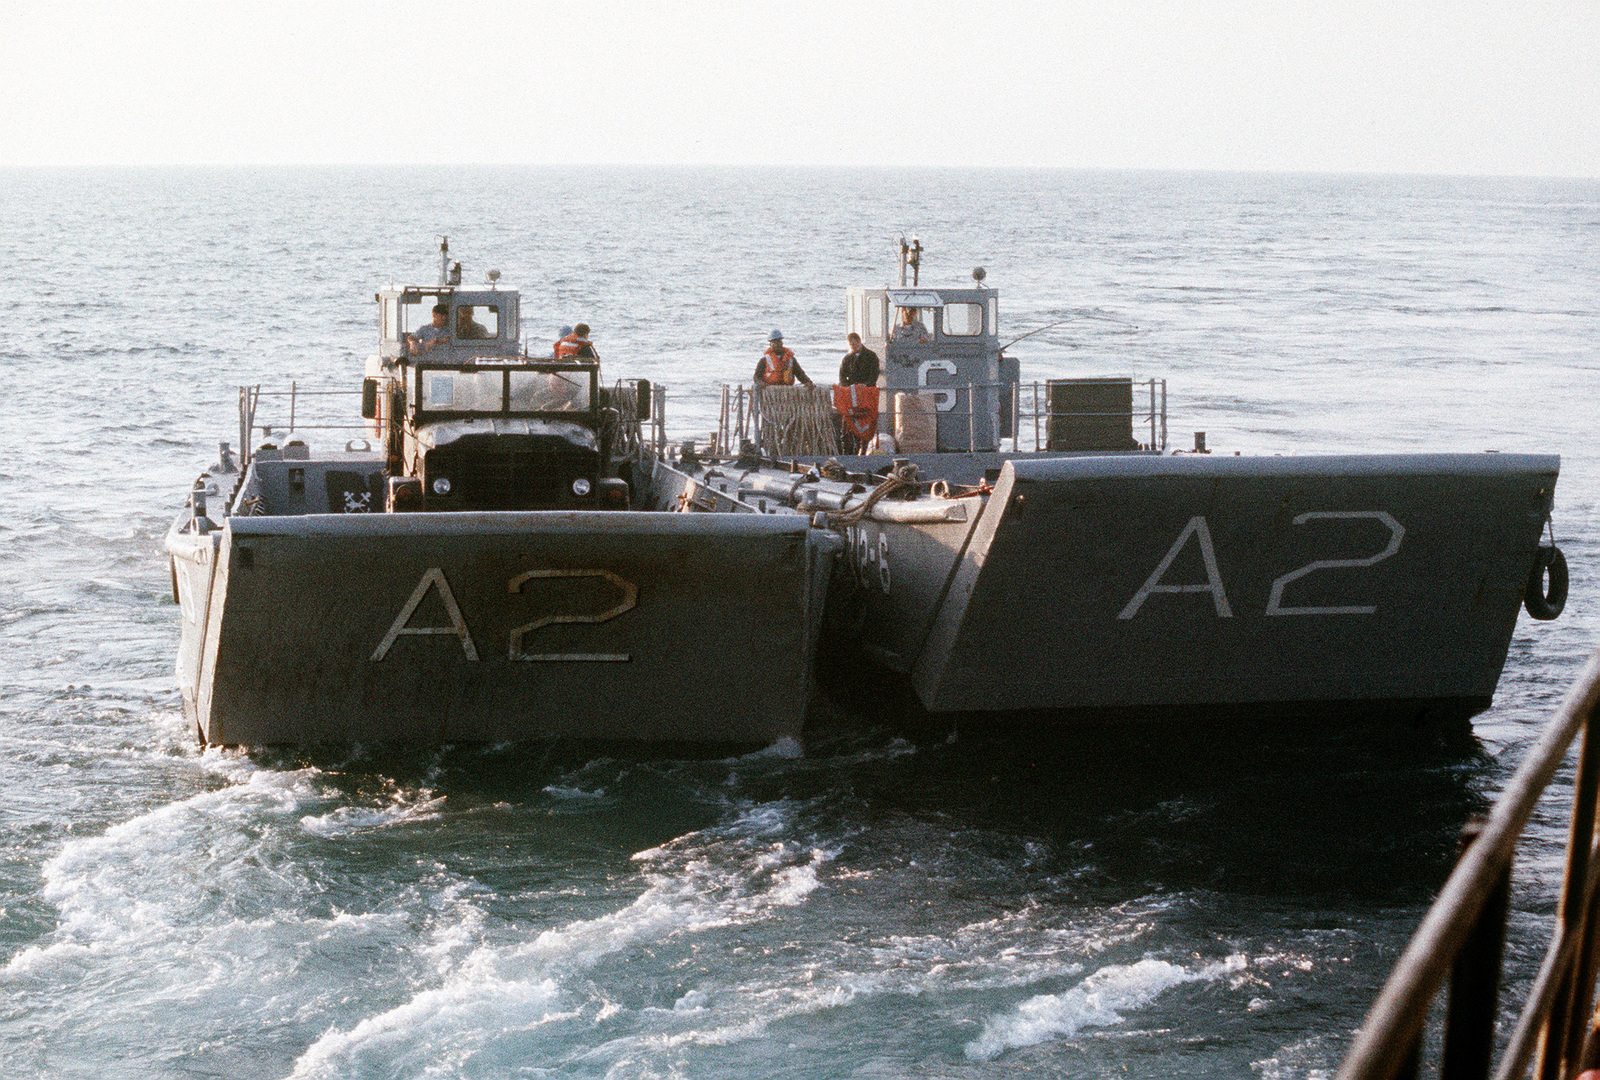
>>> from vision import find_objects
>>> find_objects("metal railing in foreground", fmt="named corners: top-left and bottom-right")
top-left (1339, 648), bottom-right (1600, 1080)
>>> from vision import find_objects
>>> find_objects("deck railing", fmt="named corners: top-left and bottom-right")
top-left (1339, 648), bottom-right (1600, 1080)
top-left (233, 382), bottom-right (655, 466)
top-left (237, 383), bottom-right (369, 464)
top-left (233, 378), bottom-right (1170, 465)
top-left (714, 379), bottom-right (1168, 459)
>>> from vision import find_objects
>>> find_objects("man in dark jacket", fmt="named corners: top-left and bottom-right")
top-left (839, 333), bottom-right (880, 385)
top-left (835, 333), bottom-right (882, 454)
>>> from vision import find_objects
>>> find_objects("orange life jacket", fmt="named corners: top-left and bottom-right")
top-left (759, 346), bottom-right (796, 385)
top-left (555, 333), bottom-right (591, 359)
top-left (831, 383), bottom-right (880, 440)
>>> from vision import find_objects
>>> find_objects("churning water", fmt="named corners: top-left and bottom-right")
top-left (1, 167), bottom-right (1597, 1077)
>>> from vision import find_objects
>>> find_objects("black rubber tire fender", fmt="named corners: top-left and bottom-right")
top-left (1525, 545), bottom-right (1568, 620)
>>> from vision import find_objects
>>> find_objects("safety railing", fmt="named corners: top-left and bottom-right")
top-left (647, 382), bottom-right (666, 458)
top-left (713, 379), bottom-right (1167, 459)
top-left (235, 376), bottom-right (1169, 465)
top-left (237, 383), bottom-right (370, 465)
top-left (236, 381), bottom-right (657, 467)
top-left (1338, 648), bottom-right (1600, 1080)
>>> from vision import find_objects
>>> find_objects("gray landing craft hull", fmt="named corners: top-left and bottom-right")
top-left (168, 512), bottom-right (833, 745)
top-left (831, 453), bottom-right (1558, 718)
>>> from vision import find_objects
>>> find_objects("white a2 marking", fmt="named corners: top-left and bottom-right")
top-left (1118, 516), bottom-right (1232, 619)
top-left (1265, 511), bottom-right (1404, 616)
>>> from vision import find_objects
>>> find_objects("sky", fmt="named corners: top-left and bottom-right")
top-left (2, 0), bottom-right (1596, 176)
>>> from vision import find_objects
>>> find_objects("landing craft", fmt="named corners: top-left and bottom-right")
top-left (166, 240), bottom-right (838, 745)
top-left (641, 239), bottom-right (1570, 726)
top-left (168, 239), bottom-right (1568, 744)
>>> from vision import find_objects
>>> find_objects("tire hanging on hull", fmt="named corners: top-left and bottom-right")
top-left (1525, 545), bottom-right (1568, 620)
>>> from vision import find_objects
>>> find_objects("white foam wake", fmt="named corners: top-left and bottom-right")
top-left (299, 793), bottom-right (445, 837)
top-left (286, 803), bottom-right (831, 1078)
top-left (2, 754), bottom-right (470, 1063)
top-left (964, 953), bottom-right (1248, 1060)
top-left (6, 764), bottom-right (327, 977)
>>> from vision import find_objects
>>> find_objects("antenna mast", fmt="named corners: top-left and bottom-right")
top-left (897, 236), bottom-right (923, 287)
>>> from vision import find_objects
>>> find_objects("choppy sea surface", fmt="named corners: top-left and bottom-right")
top-left (1, 166), bottom-right (1597, 1078)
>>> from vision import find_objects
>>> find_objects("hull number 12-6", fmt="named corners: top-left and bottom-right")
top-left (846, 525), bottom-right (890, 593)
top-left (1117, 511), bottom-right (1404, 620)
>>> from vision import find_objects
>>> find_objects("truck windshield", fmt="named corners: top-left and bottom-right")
top-left (421, 368), bottom-right (591, 413)
top-left (510, 369), bottom-right (590, 411)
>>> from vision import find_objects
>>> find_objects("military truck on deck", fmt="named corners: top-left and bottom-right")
top-left (365, 256), bottom-right (637, 512)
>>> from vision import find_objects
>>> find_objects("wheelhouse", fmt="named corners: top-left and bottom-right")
top-left (844, 283), bottom-right (1012, 452)
top-left (375, 287), bottom-right (522, 361)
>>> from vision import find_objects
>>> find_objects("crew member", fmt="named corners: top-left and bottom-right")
top-left (890, 306), bottom-right (931, 344)
top-left (753, 330), bottom-right (812, 386)
top-left (556, 323), bottom-right (597, 359)
top-left (835, 332), bottom-right (881, 453)
top-left (839, 332), bottom-right (880, 385)
top-left (455, 305), bottom-right (490, 339)
top-left (551, 325), bottom-right (573, 357)
top-left (408, 303), bottom-right (450, 354)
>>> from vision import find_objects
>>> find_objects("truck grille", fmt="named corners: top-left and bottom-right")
top-left (428, 435), bottom-right (598, 510)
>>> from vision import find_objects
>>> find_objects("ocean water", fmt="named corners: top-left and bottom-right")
top-left (0, 166), bottom-right (1597, 1078)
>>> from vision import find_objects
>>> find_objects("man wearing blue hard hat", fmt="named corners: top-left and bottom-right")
top-left (753, 329), bottom-right (812, 386)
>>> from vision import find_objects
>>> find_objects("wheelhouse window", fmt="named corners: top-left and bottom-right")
top-left (891, 306), bottom-right (931, 342)
top-left (453, 304), bottom-right (499, 341)
top-left (943, 302), bottom-right (983, 336)
top-left (400, 294), bottom-right (447, 336)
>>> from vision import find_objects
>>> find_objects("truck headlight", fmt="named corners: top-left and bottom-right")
top-left (571, 477), bottom-right (592, 496)
top-left (432, 476), bottom-right (452, 495)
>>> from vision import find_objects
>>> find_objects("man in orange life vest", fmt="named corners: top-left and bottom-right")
top-left (753, 330), bottom-right (812, 386)
top-left (555, 323), bottom-right (597, 359)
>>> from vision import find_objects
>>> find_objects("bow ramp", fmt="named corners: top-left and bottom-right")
top-left (910, 452), bottom-right (1559, 719)
top-left (172, 511), bottom-right (831, 745)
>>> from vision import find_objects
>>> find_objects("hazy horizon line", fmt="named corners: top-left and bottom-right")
top-left (3, 162), bottom-right (1597, 182)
